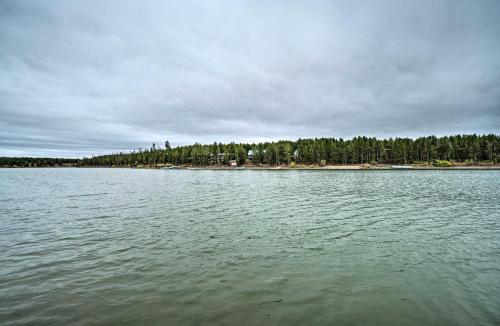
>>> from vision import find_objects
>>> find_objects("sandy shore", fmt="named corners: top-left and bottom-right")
top-left (167, 164), bottom-right (500, 170)
top-left (3, 164), bottom-right (500, 170)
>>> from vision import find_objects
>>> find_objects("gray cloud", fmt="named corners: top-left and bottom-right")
top-left (1, 0), bottom-right (499, 157)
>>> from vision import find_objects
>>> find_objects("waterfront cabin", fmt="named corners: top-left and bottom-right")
top-left (247, 149), bottom-right (266, 162)
top-left (228, 160), bottom-right (238, 167)
top-left (208, 152), bottom-right (225, 164)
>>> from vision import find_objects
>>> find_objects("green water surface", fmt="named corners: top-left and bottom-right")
top-left (1, 168), bottom-right (499, 325)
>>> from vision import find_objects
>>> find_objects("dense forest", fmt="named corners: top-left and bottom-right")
top-left (80, 134), bottom-right (499, 167)
top-left (0, 157), bottom-right (79, 167)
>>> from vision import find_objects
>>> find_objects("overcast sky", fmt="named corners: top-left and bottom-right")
top-left (1, 0), bottom-right (499, 157)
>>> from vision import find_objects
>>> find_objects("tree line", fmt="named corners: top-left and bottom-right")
top-left (0, 157), bottom-right (79, 167)
top-left (80, 134), bottom-right (499, 167)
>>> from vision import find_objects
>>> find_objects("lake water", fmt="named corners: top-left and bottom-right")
top-left (1, 168), bottom-right (499, 325)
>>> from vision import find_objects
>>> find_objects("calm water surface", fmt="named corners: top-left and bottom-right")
top-left (1, 168), bottom-right (499, 325)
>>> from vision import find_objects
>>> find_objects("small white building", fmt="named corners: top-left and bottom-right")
top-left (228, 160), bottom-right (238, 167)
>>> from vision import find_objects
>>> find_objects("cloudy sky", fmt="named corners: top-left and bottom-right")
top-left (1, 0), bottom-right (499, 157)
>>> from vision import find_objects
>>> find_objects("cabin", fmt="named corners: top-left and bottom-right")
top-left (209, 152), bottom-right (226, 164)
top-left (247, 149), bottom-right (266, 161)
top-left (228, 160), bottom-right (238, 167)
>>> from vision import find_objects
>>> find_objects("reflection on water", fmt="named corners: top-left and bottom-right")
top-left (1, 168), bottom-right (499, 325)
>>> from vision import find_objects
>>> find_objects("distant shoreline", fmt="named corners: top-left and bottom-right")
top-left (177, 165), bottom-right (500, 170)
top-left (3, 164), bottom-right (500, 170)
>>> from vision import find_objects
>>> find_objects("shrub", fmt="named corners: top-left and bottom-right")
top-left (289, 161), bottom-right (296, 168)
top-left (320, 159), bottom-right (327, 167)
top-left (433, 160), bottom-right (453, 167)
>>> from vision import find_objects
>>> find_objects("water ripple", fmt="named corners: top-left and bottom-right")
top-left (0, 168), bottom-right (499, 325)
